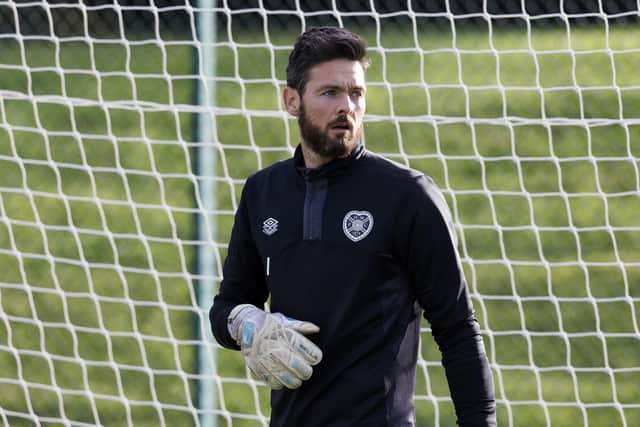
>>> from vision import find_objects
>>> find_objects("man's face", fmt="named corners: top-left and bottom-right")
top-left (296, 59), bottom-right (366, 159)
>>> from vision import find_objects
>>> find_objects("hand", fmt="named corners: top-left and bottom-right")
top-left (228, 304), bottom-right (323, 390)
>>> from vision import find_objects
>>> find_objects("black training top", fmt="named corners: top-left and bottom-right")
top-left (210, 144), bottom-right (496, 427)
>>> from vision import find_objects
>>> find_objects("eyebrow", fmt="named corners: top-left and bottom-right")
top-left (317, 84), bottom-right (366, 92)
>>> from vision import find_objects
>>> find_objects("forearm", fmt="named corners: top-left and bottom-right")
top-left (435, 318), bottom-right (496, 427)
top-left (209, 181), bottom-right (269, 350)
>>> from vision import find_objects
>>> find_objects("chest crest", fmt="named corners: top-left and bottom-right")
top-left (342, 210), bottom-right (374, 242)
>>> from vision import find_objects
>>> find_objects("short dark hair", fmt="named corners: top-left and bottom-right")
top-left (286, 26), bottom-right (369, 94)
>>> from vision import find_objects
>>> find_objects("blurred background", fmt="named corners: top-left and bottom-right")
top-left (1, 1), bottom-right (639, 426)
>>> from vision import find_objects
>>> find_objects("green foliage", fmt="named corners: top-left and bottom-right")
top-left (1, 24), bottom-right (639, 427)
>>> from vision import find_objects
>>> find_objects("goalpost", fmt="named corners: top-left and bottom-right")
top-left (1, 1), bottom-right (639, 426)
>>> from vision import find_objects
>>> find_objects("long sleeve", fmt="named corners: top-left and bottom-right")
top-left (400, 175), bottom-right (496, 426)
top-left (209, 179), bottom-right (269, 350)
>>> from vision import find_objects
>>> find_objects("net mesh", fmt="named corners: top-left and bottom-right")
top-left (0, 1), bottom-right (639, 426)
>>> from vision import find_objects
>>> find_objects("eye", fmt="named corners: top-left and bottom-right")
top-left (321, 89), bottom-right (336, 96)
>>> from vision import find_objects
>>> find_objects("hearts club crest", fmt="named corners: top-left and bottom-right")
top-left (342, 210), bottom-right (374, 242)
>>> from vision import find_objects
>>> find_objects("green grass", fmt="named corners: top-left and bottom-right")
top-left (1, 23), bottom-right (640, 427)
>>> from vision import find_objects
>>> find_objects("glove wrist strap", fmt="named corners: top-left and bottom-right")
top-left (227, 304), bottom-right (260, 345)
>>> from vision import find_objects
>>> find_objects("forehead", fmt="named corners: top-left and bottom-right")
top-left (306, 59), bottom-right (365, 89)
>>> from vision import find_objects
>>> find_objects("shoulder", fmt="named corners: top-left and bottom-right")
top-left (360, 149), bottom-right (444, 196)
top-left (361, 150), bottom-right (454, 232)
top-left (237, 157), bottom-right (298, 210)
top-left (359, 149), bottom-right (424, 183)
top-left (245, 156), bottom-right (296, 188)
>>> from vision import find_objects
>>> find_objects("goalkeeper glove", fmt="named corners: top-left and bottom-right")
top-left (227, 304), bottom-right (323, 390)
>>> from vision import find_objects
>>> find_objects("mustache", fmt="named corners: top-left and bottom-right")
top-left (328, 115), bottom-right (354, 129)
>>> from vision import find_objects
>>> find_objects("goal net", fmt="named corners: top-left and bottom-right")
top-left (1, 1), bottom-right (639, 426)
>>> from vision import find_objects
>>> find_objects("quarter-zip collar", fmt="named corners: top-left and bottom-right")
top-left (294, 143), bottom-right (365, 181)
top-left (294, 143), bottom-right (364, 240)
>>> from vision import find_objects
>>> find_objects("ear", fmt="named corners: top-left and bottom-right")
top-left (283, 87), bottom-right (300, 117)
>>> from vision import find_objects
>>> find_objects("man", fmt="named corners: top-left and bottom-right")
top-left (209, 26), bottom-right (496, 426)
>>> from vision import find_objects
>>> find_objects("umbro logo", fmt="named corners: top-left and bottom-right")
top-left (342, 210), bottom-right (373, 242)
top-left (262, 217), bottom-right (278, 236)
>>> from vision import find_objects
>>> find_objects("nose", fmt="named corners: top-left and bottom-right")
top-left (337, 92), bottom-right (355, 115)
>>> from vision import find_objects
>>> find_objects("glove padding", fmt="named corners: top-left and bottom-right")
top-left (228, 304), bottom-right (322, 390)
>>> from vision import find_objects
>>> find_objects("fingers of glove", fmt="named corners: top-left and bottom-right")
top-left (258, 358), bottom-right (302, 389)
top-left (261, 371), bottom-right (286, 390)
top-left (271, 350), bottom-right (314, 381)
top-left (291, 332), bottom-right (323, 365)
top-left (288, 320), bottom-right (320, 335)
top-left (247, 358), bottom-right (286, 390)
top-left (252, 315), bottom-right (321, 365)
top-left (271, 368), bottom-right (303, 389)
top-left (268, 378), bottom-right (284, 390)
top-left (271, 314), bottom-right (320, 335)
top-left (262, 370), bottom-right (286, 390)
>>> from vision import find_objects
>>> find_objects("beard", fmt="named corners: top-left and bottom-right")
top-left (298, 103), bottom-right (362, 159)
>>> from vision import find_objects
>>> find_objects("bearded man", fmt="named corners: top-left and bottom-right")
top-left (209, 26), bottom-right (496, 427)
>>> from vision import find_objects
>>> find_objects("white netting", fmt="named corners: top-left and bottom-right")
top-left (0, 1), bottom-right (639, 426)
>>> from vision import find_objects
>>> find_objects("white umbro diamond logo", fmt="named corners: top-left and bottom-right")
top-left (262, 217), bottom-right (278, 236)
top-left (342, 210), bottom-right (373, 242)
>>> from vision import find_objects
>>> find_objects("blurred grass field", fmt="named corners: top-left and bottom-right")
top-left (1, 23), bottom-right (640, 426)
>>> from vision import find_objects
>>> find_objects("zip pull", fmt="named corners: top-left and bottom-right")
top-left (266, 256), bottom-right (270, 277)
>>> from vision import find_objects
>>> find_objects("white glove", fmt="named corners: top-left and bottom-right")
top-left (227, 304), bottom-right (323, 390)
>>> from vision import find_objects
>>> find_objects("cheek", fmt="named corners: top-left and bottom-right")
top-left (355, 100), bottom-right (366, 122)
top-left (306, 99), bottom-right (333, 120)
